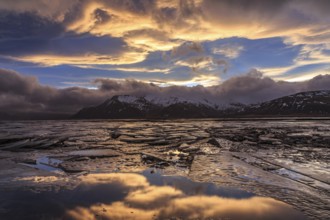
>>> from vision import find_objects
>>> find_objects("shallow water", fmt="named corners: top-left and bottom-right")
top-left (0, 119), bottom-right (329, 219)
top-left (0, 169), bottom-right (306, 220)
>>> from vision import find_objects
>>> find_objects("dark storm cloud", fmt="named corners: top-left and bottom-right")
top-left (0, 10), bottom-right (63, 56)
top-left (48, 34), bottom-right (126, 56)
top-left (1, 68), bottom-right (330, 119)
top-left (0, 11), bottom-right (64, 39)
top-left (0, 69), bottom-right (39, 95)
top-left (0, 10), bottom-right (127, 58)
top-left (0, 69), bottom-right (106, 115)
top-left (305, 74), bottom-right (330, 91)
top-left (200, 0), bottom-right (330, 29)
top-left (0, 0), bottom-right (80, 18)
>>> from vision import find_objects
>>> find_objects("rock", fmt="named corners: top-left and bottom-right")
top-left (16, 158), bottom-right (36, 165)
top-left (178, 143), bottom-right (189, 150)
top-left (243, 140), bottom-right (257, 145)
top-left (148, 139), bottom-right (170, 145)
top-left (120, 137), bottom-right (160, 143)
top-left (59, 162), bottom-right (85, 173)
top-left (70, 156), bottom-right (90, 161)
top-left (69, 149), bottom-right (122, 158)
top-left (207, 138), bottom-right (221, 148)
top-left (181, 146), bottom-right (199, 153)
top-left (168, 150), bottom-right (189, 157)
top-left (141, 152), bottom-right (170, 164)
top-left (258, 135), bottom-right (281, 144)
top-left (111, 131), bottom-right (121, 139)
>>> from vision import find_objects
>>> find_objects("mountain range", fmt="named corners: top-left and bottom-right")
top-left (72, 90), bottom-right (330, 119)
top-left (242, 90), bottom-right (330, 116)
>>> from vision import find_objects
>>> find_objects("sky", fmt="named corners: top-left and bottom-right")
top-left (1, 0), bottom-right (330, 118)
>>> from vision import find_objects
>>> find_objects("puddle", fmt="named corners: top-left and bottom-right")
top-left (0, 170), bottom-right (306, 220)
top-left (272, 168), bottom-right (330, 191)
top-left (69, 149), bottom-right (121, 157)
top-left (20, 156), bottom-right (64, 174)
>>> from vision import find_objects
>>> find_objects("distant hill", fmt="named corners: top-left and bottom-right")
top-left (242, 90), bottom-right (330, 116)
top-left (72, 90), bottom-right (330, 119)
top-left (72, 95), bottom-right (223, 119)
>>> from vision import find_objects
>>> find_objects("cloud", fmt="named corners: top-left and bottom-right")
top-left (0, 69), bottom-right (107, 117)
top-left (77, 0), bottom-right (330, 57)
top-left (171, 42), bottom-right (204, 58)
top-left (175, 56), bottom-right (228, 76)
top-left (3, 0), bottom-right (330, 114)
top-left (6, 2), bottom-right (330, 36)
top-left (3, 1), bottom-right (330, 60)
top-left (165, 41), bottom-right (228, 78)
top-left (0, 10), bottom-right (147, 66)
top-left (213, 44), bottom-right (244, 59)
top-left (261, 43), bottom-right (330, 80)
top-left (0, 10), bottom-right (64, 40)
top-left (1, 68), bottom-right (330, 119)
top-left (0, 0), bottom-right (79, 20)
top-left (1, 0), bottom-right (330, 84)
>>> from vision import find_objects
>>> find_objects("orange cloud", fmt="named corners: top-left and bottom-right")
top-left (9, 51), bottom-right (148, 66)
top-left (2, 0), bottom-right (330, 83)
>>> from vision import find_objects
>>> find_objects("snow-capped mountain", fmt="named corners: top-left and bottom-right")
top-left (72, 95), bottom-right (223, 119)
top-left (144, 95), bottom-right (219, 109)
top-left (241, 90), bottom-right (330, 116)
top-left (72, 90), bottom-right (330, 119)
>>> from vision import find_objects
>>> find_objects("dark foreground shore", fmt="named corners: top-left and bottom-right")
top-left (0, 119), bottom-right (329, 219)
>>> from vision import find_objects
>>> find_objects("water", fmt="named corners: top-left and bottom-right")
top-left (0, 169), bottom-right (306, 220)
top-left (20, 156), bottom-right (64, 174)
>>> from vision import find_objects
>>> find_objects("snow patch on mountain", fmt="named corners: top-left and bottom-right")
top-left (73, 90), bottom-right (330, 119)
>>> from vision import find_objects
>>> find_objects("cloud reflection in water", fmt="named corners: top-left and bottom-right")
top-left (66, 173), bottom-right (306, 220)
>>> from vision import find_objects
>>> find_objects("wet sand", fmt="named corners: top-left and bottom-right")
top-left (0, 119), bottom-right (329, 219)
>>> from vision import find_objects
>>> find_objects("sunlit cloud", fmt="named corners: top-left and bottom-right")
top-left (274, 67), bottom-right (330, 82)
top-left (1, 0), bottom-right (330, 87)
top-left (175, 56), bottom-right (213, 69)
top-left (108, 67), bottom-right (171, 74)
top-left (260, 43), bottom-right (330, 81)
top-left (213, 44), bottom-right (244, 59)
top-left (153, 74), bottom-right (221, 87)
top-left (9, 51), bottom-right (148, 66)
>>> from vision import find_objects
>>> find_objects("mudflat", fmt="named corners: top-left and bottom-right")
top-left (0, 119), bottom-right (329, 219)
